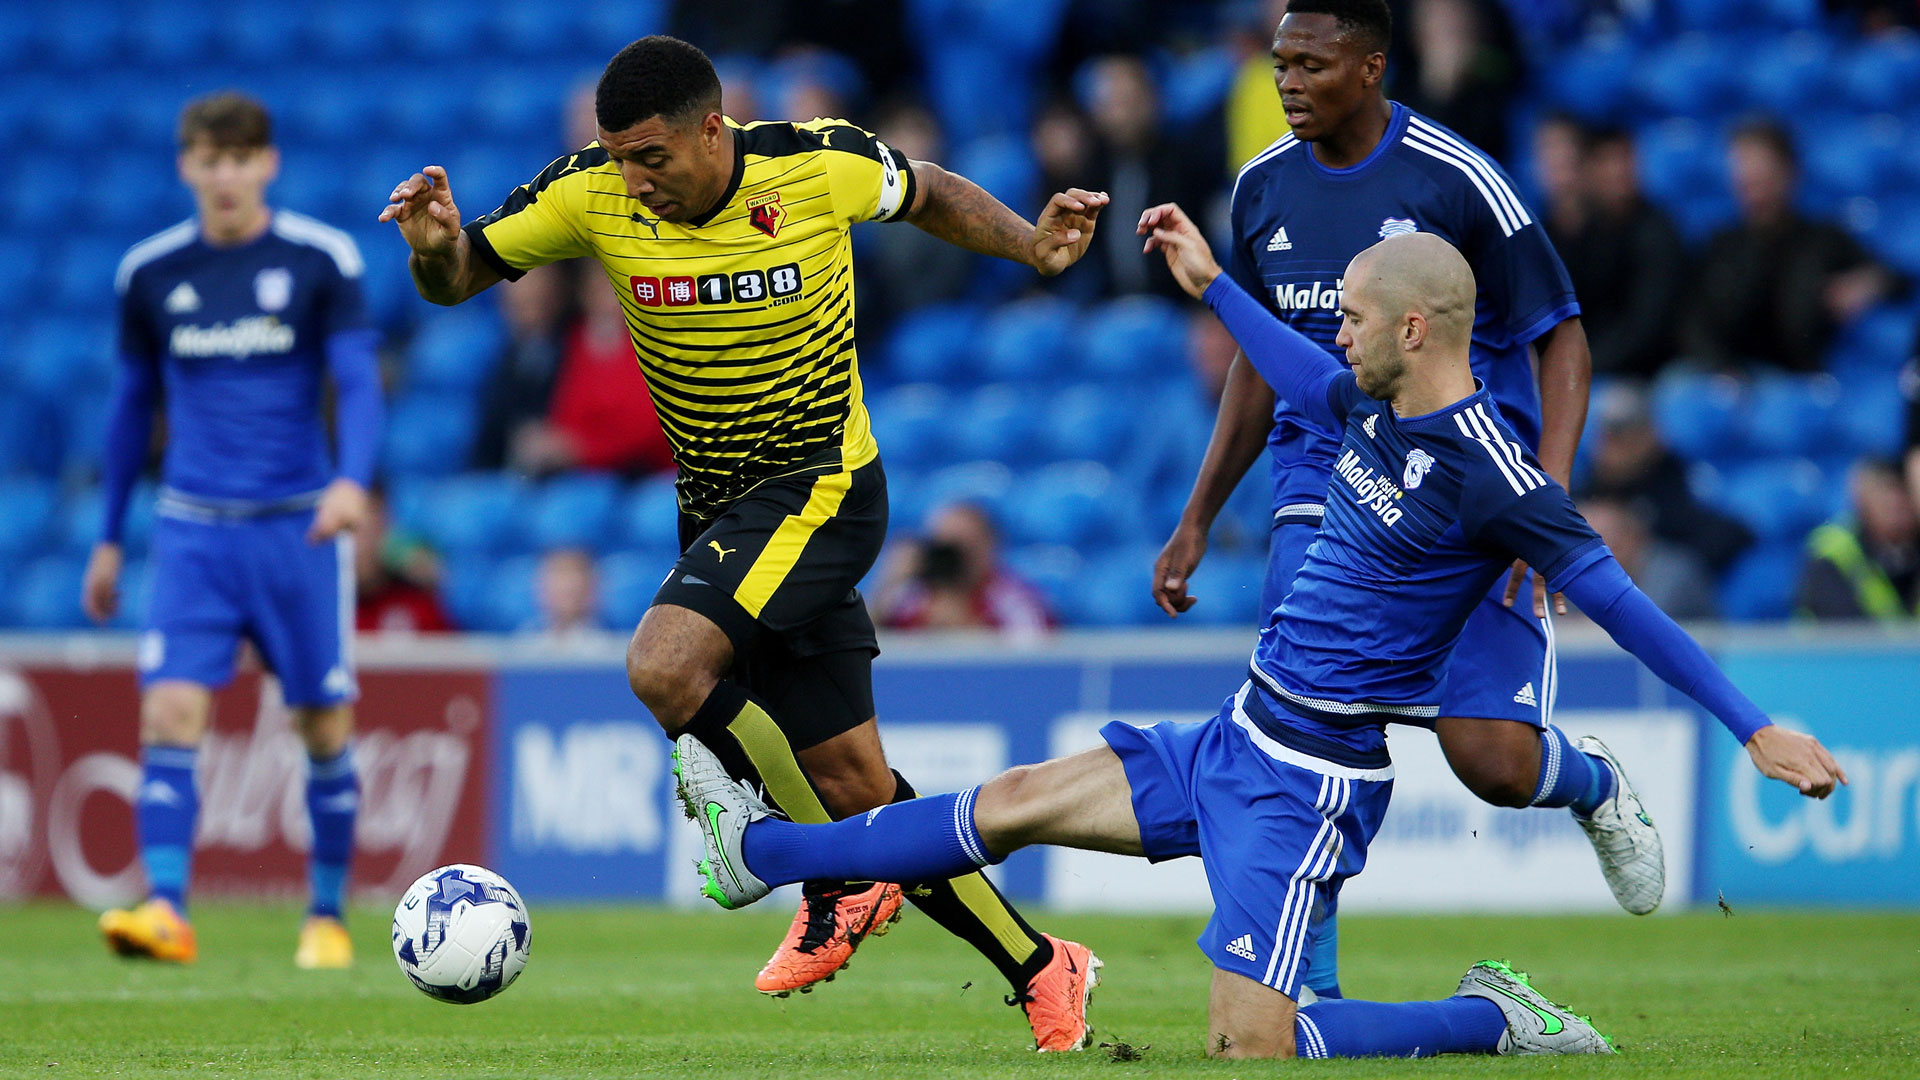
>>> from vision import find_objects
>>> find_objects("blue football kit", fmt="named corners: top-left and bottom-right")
top-left (105, 211), bottom-right (383, 707)
top-left (1226, 103), bottom-right (1580, 730)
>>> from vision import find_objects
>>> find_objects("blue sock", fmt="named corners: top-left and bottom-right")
top-left (1295, 996), bottom-right (1507, 1058)
top-left (1301, 899), bottom-right (1343, 998)
top-left (1529, 725), bottom-right (1616, 816)
top-left (306, 747), bottom-right (359, 919)
top-left (137, 746), bottom-right (199, 911)
top-left (741, 787), bottom-right (994, 888)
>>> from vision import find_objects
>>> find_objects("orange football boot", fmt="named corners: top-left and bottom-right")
top-left (99, 898), bottom-right (198, 964)
top-left (294, 915), bottom-right (354, 969)
top-left (1012, 934), bottom-right (1102, 1052)
top-left (755, 881), bottom-right (904, 996)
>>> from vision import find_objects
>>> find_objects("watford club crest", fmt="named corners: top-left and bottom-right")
top-left (747, 191), bottom-right (785, 238)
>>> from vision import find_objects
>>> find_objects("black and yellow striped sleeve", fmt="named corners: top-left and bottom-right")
top-left (783, 118), bottom-right (917, 228)
top-left (463, 148), bottom-right (602, 281)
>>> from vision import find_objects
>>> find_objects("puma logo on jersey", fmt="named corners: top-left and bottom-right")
top-left (708, 541), bottom-right (737, 562)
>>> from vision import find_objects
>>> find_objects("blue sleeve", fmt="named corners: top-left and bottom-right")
top-left (1560, 555), bottom-right (1772, 743)
top-left (1225, 184), bottom-right (1263, 300)
top-left (1459, 168), bottom-right (1580, 347)
top-left (1458, 442), bottom-right (1606, 583)
top-left (99, 351), bottom-right (159, 545)
top-left (326, 330), bottom-right (384, 486)
top-left (1202, 274), bottom-right (1356, 429)
top-left (317, 249), bottom-right (371, 338)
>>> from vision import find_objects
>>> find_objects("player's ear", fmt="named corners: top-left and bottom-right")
top-left (1361, 51), bottom-right (1386, 89)
top-left (259, 146), bottom-right (281, 184)
top-left (1402, 311), bottom-right (1427, 351)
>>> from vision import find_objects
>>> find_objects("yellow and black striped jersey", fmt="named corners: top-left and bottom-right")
top-left (464, 117), bottom-right (918, 518)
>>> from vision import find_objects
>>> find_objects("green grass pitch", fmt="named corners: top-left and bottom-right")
top-left (5, 902), bottom-right (1917, 1077)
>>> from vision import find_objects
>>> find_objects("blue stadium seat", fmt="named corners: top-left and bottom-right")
top-left (39, 3), bottom-right (124, 70)
top-left (949, 384), bottom-right (1042, 463)
top-left (1000, 461), bottom-right (1124, 547)
top-left (619, 474), bottom-right (682, 552)
top-left (1634, 36), bottom-right (1743, 118)
top-left (58, 388), bottom-right (113, 476)
top-left (11, 557), bottom-right (87, 630)
top-left (1160, 47), bottom-right (1236, 125)
top-left (1714, 458), bottom-right (1828, 541)
top-left (305, 1), bottom-right (400, 62)
top-left (866, 384), bottom-right (951, 470)
top-left (408, 307), bottom-right (507, 393)
top-left (473, 72), bottom-right (567, 143)
top-left (355, 227), bottom-right (433, 329)
top-left (16, 319), bottom-right (115, 401)
top-left (437, 553), bottom-right (498, 632)
top-left (575, 0), bottom-right (668, 53)
top-left (599, 551), bottom-right (669, 631)
top-left (1839, 35), bottom-right (1920, 113)
top-left (110, 557), bottom-right (151, 630)
top-left (1078, 295), bottom-right (1187, 381)
top-left (1546, 38), bottom-right (1635, 120)
top-left (418, 474), bottom-right (529, 557)
top-left (1668, 0), bottom-right (1749, 31)
top-left (1718, 542), bottom-right (1805, 621)
top-left (1635, 119), bottom-right (1723, 210)
top-left (1833, 379), bottom-right (1907, 457)
top-left (483, 3), bottom-right (590, 59)
top-left (52, 240), bottom-right (123, 312)
top-left (1180, 554), bottom-right (1268, 627)
top-left (0, 478), bottom-right (59, 561)
top-left (952, 134), bottom-right (1039, 216)
top-left (884, 305), bottom-right (982, 383)
top-left (381, 393), bottom-right (480, 477)
top-left (1003, 543), bottom-right (1083, 617)
top-left (1741, 375), bottom-right (1840, 457)
top-left (1651, 370), bottom-right (1745, 461)
top-left (57, 484), bottom-right (155, 557)
top-left (527, 473), bottom-right (621, 553)
top-left (126, 1), bottom-right (215, 65)
top-left (284, 75), bottom-right (384, 146)
top-left (16, 158), bottom-right (85, 225)
top-left (211, 5), bottom-right (302, 61)
top-left (1825, 304), bottom-right (1915, 375)
top-left (1801, 116), bottom-right (1904, 203)
top-left (0, 238), bottom-right (40, 319)
top-left (1043, 383), bottom-right (1138, 463)
top-left (485, 555), bottom-right (542, 632)
top-left (1865, 197), bottom-right (1920, 277)
top-left (1060, 548), bottom-right (1162, 627)
top-left (0, 394), bottom-right (56, 477)
top-left (908, 461), bottom-right (1015, 531)
top-left (1735, 33), bottom-right (1836, 113)
top-left (449, 145), bottom-right (534, 217)
top-left (980, 296), bottom-right (1076, 382)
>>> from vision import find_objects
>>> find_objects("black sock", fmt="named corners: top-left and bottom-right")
top-left (887, 770), bottom-right (1054, 991)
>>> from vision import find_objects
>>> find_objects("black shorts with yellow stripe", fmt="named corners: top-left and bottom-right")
top-left (651, 459), bottom-right (887, 750)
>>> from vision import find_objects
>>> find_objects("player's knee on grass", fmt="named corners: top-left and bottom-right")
top-left (1207, 967), bottom-right (1298, 1059)
top-left (293, 705), bottom-right (353, 758)
top-left (1436, 718), bottom-right (1540, 808)
top-left (139, 682), bottom-right (212, 747)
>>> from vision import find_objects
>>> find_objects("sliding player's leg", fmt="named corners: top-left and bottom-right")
top-left (1438, 585), bottom-right (1664, 914)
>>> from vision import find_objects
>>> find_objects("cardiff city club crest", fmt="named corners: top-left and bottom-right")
top-left (1378, 217), bottom-right (1418, 239)
top-left (254, 267), bottom-right (292, 312)
top-left (1403, 447), bottom-right (1436, 489)
top-left (747, 191), bottom-right (786, 238)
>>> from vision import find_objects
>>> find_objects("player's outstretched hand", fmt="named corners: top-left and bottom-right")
top-left (1031, 189), bottom-right (1108, 276)
top-left (1501, 559), bottom-right (1567, 618)
top-left (1152, 523), bottom-right (1208, 617)
top-left (81, 542), bottom-right (122, 623)
top-left (1137, 203), bottom-right (1221, 299)
top-left (1746, 725), bottom-right (1848, 798)
top-left (379, 166), bottom-right (462, 255)
top-left (309, 478), bottom-right (371, 543)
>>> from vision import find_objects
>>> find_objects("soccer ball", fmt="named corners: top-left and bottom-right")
top-left (391, 864), bottom-right (532, 1004)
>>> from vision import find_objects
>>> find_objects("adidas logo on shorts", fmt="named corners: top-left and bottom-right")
top-left (1225, 934), bottom-right (1259, 962)
top-left (1514, 682), bottom-right (1538, 707)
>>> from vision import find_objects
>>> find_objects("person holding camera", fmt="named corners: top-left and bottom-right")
top-left (875, 503), bottom-right (1054, 636)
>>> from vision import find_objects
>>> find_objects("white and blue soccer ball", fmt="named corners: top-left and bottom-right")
top-left (391, 864), bottom-right (531, 1004)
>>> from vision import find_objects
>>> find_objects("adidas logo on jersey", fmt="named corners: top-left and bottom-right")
top-left (1224, 934), bottom-right (1260, 962)
top-left (1267, 225), bottom-right (1292, 251)
top-left (1514, 682), bottom-right (1538, 707)
top-left (1363, 414), bottom-right (1379, 438)
top-left (164, 281), bottom-right (200, 313)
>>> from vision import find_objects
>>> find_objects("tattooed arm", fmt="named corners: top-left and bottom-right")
top-left (905, 160), bottom-right (1107, 277)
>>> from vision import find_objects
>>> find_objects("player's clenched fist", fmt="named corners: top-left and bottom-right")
top-left (379, 165), bottom-right (461, 254)
top-left (1137, 203), bottom-right (1221, 299)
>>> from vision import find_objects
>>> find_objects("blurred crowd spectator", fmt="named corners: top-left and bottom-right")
top-left (1797, 458), bottom-right (1920, 620)
top-left (525, 548), bottom-right (613, 639)
top-left (875, 503), bottom-right (1054, 637)
top-left (1574, 385), bottom-right (1754, 572)
top-left (355, 489), bottom-right (453, 635)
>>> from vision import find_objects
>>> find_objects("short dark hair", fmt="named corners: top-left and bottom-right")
top-left (177, 92), bottom-right (272, 151)
top-left (596, 35), bottom-right (722, 134)
top-left (1731, 117), bottom-right (1799, 173)
top-left (1283, 0), bottom-right (1393, 55)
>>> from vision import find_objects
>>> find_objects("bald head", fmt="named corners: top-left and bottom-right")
top-left (1333, 231), bottom-right (1480, 406)
top-left (1346, 232), bottom-right (1476, 347)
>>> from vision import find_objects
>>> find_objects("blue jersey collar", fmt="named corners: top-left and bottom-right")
top-left (1391, 377), bottom-right (1491, 426)
top-left (1306, 102), bottom-right (1407, 179)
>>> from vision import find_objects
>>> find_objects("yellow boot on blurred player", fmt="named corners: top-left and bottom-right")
top-left (99, 898), bottom-right (197, 964)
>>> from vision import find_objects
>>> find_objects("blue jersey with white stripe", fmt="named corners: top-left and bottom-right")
top-left (1247, 372), bottom-right (1605, 761)
top-left (115, 211), bottom-right (368, 503)
top-left (1226, 104), bottom-right (1579, 518)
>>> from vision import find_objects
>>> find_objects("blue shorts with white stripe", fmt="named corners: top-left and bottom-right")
top-left (1100, 685), bottom-right (1392, 1001)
